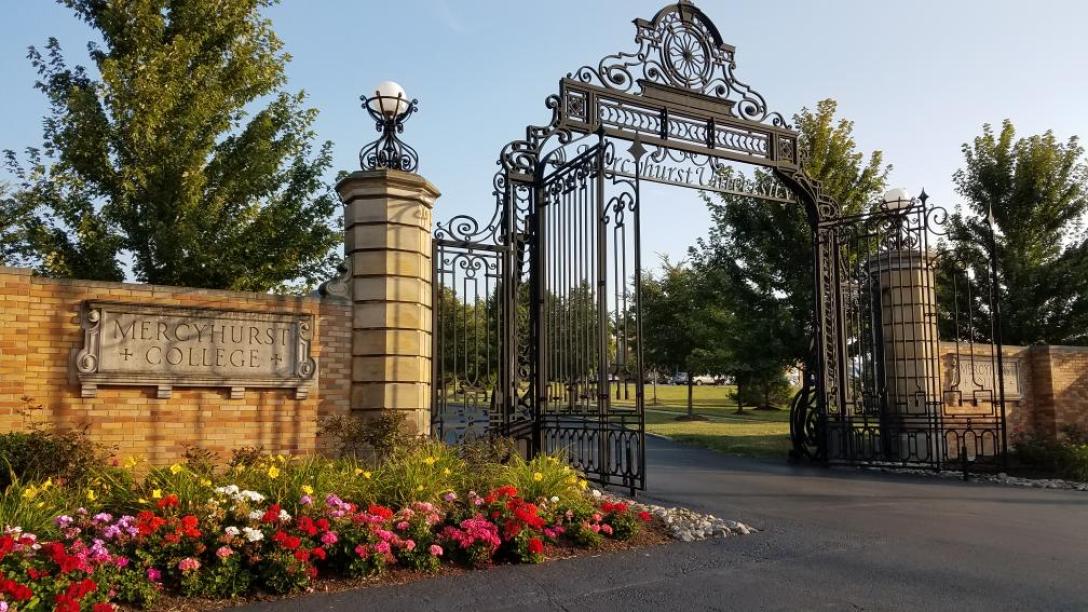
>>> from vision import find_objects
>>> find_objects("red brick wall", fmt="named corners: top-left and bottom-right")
top-left (0, 266), bottom-right (351, 464)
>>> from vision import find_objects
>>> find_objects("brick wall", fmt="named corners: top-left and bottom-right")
top-left (0, 266), bottom-right (351, 464)
top-left (937, 342), bottom-right (1088, 440)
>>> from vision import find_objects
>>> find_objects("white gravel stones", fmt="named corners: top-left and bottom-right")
top-left (594, 490), bottom-right (757, 541)
top-left (860, 466), bottom-right (1088, 492)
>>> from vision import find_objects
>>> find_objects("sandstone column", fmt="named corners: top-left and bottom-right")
top-left (870, 249), bottom-right (942, 461)
top-left (337, 170), bottom-right (439, 436)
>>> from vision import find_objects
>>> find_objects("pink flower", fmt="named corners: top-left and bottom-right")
top-left (403, 539), bottom-right (416, 551)
top-left (177, 557), bottom-right (201, 572)
top-left (355, 544), bottom-right (369, 557)
top-left (321, 531), bottom-right (338, 546)
top-left (216, 546), bottom-right (233, 559)
top-left (300, 495), bottom-right (313, 506)
top-left (396, 521), bottom-right (410, 531)
top-left (600, 524), bottom-right (614, 535)
top-left (375, 541), bottom-right (391, 555)
top-left (147, 568), bottom-right (162, 583)
top-left (429, 544), bottom-right (443, 556)
top-left (443, 492), bottom-right (458, 502)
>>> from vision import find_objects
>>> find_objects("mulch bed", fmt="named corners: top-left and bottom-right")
top-left (150, 518), bottom-right (672, 611)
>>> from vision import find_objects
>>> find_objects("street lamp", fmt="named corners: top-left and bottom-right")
top-left (881, 187), bottom-right (913, 211)
top-left (359, 80), bottom-right (419, 172)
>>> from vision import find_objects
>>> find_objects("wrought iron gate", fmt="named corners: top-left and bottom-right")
top-left (790, 193), bottom-right (1008, 469)
top-left (532, 139), bottom-right (645, 490)
top-left (431, 1), bottom-right (1008, 488)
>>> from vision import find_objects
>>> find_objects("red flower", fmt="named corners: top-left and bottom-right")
top-left (0, 534), bottom-right (14, 560)
top-left (294, 548), bottom-right (311, 562)
top-left (54, 595), bottom-right (80, 612)
top-left (0, 577), bottom-right (33, 601)
top-left (296, 516), bottom-right (318, 537)
top-left (311, 546), bottom-right (327, 561)
top-left (94, 604), bottom-right (116, 612)
top-left (503, 520), bottom-right (522, 540)
top-left (180, 515), bottom-right (202, 538)
top-left (528, 537), bottom-right (544, 555)
top-left (43, 542), bottom-right (83, 574)
top-left (65, 578), bottom-right (97, 600)
top-left (27, 567), bottom-right (50, 580)
top-left (315, 518), bottom-right (330, 532)
top-left (156, 494), bottom-right (180, 509)
top-left (262, 503), bottom-right (283, 524)
top-left (367, 504), bottom-right (393, 520)
top-left (638, 511), bottom-right (652, 522)
top-left (136, 511), bottom-right (166, 536)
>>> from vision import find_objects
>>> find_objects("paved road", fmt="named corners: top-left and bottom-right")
top-left (245, 437), bottom-right (1088, 611)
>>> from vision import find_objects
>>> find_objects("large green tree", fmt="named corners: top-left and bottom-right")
top-left (692, 99), bottom-right (891, 377)
top-left (947, 120), bottom-right (1088, 346)
top-left (641, 261), bottom-right (733, 416)
top-left (4, 0), bottom-right (339, 292)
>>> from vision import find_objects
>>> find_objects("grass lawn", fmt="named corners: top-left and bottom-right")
top-left (613, 383), bottom-right (792, 459)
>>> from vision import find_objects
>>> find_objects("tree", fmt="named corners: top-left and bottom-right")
top-left (692, 99), bottom-right (891, 381)
top-left (0, 183), bottom-right (34, 267)
top-left (640, 261), bottom-right (732, 417)
top-left (4, 0), bottom-right (340, 292)
top-left (947, 120), bottom-right (1088, 345)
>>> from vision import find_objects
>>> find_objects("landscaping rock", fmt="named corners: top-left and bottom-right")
top-left (592, 489), bottom-right (757, 542)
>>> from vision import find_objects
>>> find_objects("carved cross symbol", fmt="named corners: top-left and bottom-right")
top-left (120, 348), bottom-right (133, 361)
top-left (271, 354), bottom-right (283, 366)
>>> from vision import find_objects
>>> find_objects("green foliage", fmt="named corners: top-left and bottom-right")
top-left (946, 120), bottom-right (1088, 345)
top-left (1014, 426), bottom-right (1088, 482)
top-left (641, 261), bottom-right (733, 415)
top-left (732, 368), bottom-right (792, 411)
top-left (0, 426), bottom-right (106, 491)
top-left (691, 99), bottom-right (890, 377)
top-left (373, 442), bottom-right (465, 507)
top-left (4, 0), bottom-right (340, 292)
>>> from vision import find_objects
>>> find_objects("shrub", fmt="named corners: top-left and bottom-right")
top-left (0, 428), bottom-right (106, 491)
top-left (1013, 427), bottom-right (1088, 482)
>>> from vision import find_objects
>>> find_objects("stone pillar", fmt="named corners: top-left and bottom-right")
top-left (870, 249), bottom-right (942, 461)
top-left (336, 170), bottom-right (439, 436)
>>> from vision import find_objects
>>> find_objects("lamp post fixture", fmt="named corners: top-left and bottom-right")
top-left (881, 187), bottom-right (914, 211)
top-left (359, 80), bottom-right (419, 172)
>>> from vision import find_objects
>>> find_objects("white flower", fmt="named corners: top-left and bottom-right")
top-left (550, 496), bottom-right (560, 503)
top-left (242, 527), bottom-right (264, 542)
top-left (278, 509), bottom-right (292, 522)
top-left (247, 510), bottom-right (263, 521)
top-left (241, 490), bottom-right (265, 503)
top-left (224, 526), bottom-right (241, 536)
top-left (591, 489), bottom-right (602, 498)
top-left (214, 485), bottom-right (240, 496)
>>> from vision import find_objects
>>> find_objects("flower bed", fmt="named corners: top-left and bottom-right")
top-left (0, 442), bottom-right (657, 610)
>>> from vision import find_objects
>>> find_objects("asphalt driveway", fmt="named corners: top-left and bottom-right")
top-left (243, 437), bottom-right (1088, 611)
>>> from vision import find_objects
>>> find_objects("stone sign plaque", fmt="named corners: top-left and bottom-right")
top-left (74, 301), bottom-right (316, 399)
top-left (948, 354), bottom-right (1021, 402)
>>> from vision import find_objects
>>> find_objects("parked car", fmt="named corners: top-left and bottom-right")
top-left (692, 374), bottom-right (725, 385)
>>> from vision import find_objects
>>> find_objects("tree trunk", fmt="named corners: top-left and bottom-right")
top-left (687, 378), bottom-right (694, 417)
top-left (652, 375), bottom-right (658, 406)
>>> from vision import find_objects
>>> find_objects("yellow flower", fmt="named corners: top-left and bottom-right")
top-left (35, 501), bottom-right (45, 509)
top-left (416, 485), bottom-right (424, 492)
top-left (442, 468), bottom-right (451, 476)
top-left (424, 456), bottom-right (436, 466)
top-left (363, 471), bottom-right (372, 480)
top-left (354, 467), bottom-right (363, 476)
top-left (232, 464), bottom-right (245, 473)
top-left (267, 466), bottom-right (280, 479)
top-left (123, 456), bottom-right (139, 469)
top-left (138, 498), bottom-right (148, 504)
top-left (86, 489), bottom-right (97, 501)
top-left (301, 484), bottom-right (314, 496)
top-left (151, 489), bottom-right (162, 499)
top-left (169, 463), bottom-right (184, 475)
top-left (41, 478), bottom-right (53, 490)
top-left (21, 486), bottom-right (38, 500)
top-left (577, 479), bottom-right (588, 490)
top-left (199, 478), bottom-right (212, 487)
top-left (533, 472), bottom-right (544, 482)
top-left (276, 454), bottom-right (287, 463)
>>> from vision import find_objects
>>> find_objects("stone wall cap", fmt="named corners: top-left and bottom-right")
top-left (336, 170), bottom-right (441, 199)
top-left (0, 265), bottom-right (33, 276)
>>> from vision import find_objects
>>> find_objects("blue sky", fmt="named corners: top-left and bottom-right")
top-left (2, 0), bottom-right (1086, 268)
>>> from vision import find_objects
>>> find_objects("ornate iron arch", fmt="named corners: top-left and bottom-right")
top-left (435, 0), bottom-right (848, 473)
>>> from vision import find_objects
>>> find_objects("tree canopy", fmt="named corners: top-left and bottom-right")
top-left (948, 120), bottom-right (1088, 346)
top-left (4, 0), bottom-right (340, 292)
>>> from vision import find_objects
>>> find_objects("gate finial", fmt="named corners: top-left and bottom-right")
top-left (359, 81), bottom-right (420, 173)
